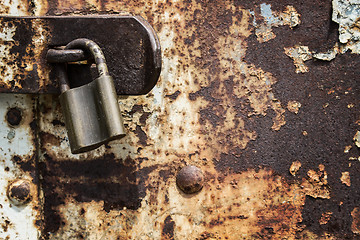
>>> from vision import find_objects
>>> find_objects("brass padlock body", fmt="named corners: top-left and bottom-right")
top-left (60, 75), bottom-right (125, 154)
top-left (58, 38), bottom-right (126, 154)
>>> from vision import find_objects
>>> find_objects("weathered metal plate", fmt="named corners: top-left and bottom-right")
top-left (34, 0), bottom-right (360, 239)
top-left (0, 0), bottom-right (360, 239)
top-left (0, 15), bottom-right (161, 95)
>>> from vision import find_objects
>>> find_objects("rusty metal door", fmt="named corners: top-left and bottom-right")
top-left (0, 0), bottom-right (360, 239)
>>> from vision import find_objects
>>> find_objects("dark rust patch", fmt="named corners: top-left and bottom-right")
top-left (6, 107), bottom-right (22, 126)
top-left (238, 0), bottom-right (338, 52)
top-left (128, 104), bottom-right (152, 125)
top-left (227, 215), bottom-right (248, 220)
top-left (209, 217), bottom-right (225, 227)
top-left (197, 232), bottom-right (215, 240)
top-left (139, 112), bottom-right (151, 125)
top-left (165, 90), bottom-right (181, 100)
top-left (176, 165), bottom-right (204, 194)
top-left (40, 132), bottom-right (61, 147)
top-left (39, 153), bottom-right (157, 238)
top-left (161, 215), bottom-right (175, 240)
top-left (11, 155), bottom-right (35, 173)
top-left (135, 125), bottom-right (148, 146)
top-left (51, 119), bottom-right (65, 126)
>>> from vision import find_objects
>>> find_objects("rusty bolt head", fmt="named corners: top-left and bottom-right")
top-left (7, 180), bottom-right (32, 206)
top-left (176, 165), bottom-right (204, 194)
top-left (6, 107), bottom-right (22, 126)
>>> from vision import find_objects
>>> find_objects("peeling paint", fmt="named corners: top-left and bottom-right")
top-left (0, 20), bottom-right (19, 88)
top-left (332, 0), bottom-right (360, 53)
top-left (284, 0), bottom-right (360, 71)
top-left (253, 4), bottom-right (300, 43)
top-left (302, 165), bottom-right (330, 199)
top-left (284, 45), bottom-right (312, 73)
top-left (313, 44), bottom-right (339, 61)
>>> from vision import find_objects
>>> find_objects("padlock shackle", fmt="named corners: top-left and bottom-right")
top-left (65, 38), bottom-right (110, 77)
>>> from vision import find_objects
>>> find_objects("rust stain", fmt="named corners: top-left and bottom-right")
top-left (46, 167), bottom-right (331, 239)
top-left (40, 132), bottom-right (61, 147)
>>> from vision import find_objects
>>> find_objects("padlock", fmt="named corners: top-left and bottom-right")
top-left (57, 38), bottom-right (126, 154)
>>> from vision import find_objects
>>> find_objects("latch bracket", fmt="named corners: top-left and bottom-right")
top-left (0, 15), bottom-right (161, 95)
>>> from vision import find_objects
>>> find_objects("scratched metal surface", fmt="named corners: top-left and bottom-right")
top-left (0, 0), bottom-right (360, 239)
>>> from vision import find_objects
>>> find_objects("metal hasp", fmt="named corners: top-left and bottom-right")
top-left (56, 39), bottom-right (126, 154)
top-left (0, 15), bottom-right (162, 153)
top-left (0, 15), bottom-right (161, 95)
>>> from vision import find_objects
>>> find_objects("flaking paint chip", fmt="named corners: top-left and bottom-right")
top-left (344, 145), bottom-right (352, 153)
top-left (340, 172), bottom-right (351, 187)
top-left (284, 46), bottom-right (312, 73)
top-left (287, 101), bottom-right (301, 114)
top-left (289, 160), bottom-right (301, 176)
top-left (353, 131), bottom-right (360, 148)
top-left (300, 164), bottom-right (330, 199)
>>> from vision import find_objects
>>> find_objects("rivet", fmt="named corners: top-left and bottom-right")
top-left (176, 165), bottom-right (204, 194)
top-left (6, 107), bottom-right (22, 126)
top-left (7, 180), bottom-right (32, 206)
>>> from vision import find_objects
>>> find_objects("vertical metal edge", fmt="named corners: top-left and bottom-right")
top-left (133, 15), bottom-right (162, 95)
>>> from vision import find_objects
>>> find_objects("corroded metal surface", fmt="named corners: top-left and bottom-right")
top-left (0, 15), bottom-right (161, 95)
top-left (0, 94), bottom-right (41, 239)
top-left (37, 0), bottom-right (360, 239)
top-left (0, 0), bottom-right (360, 239)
